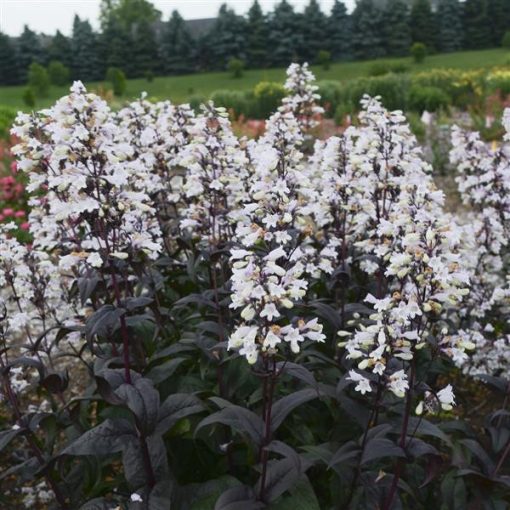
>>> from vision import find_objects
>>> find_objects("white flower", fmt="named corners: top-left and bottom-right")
top-left (347, 370), bottom-right (372, 395)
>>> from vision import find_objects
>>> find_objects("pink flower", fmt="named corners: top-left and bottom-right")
top-left (14, 210), bottom-right (25, 218)
top-left (20, 222), bottom-right (29, 231)
top-left (3, 208), bottom-right (14, 217)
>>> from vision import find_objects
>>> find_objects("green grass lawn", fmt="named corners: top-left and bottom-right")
top-left (1, 48), bottom-right (509, 110)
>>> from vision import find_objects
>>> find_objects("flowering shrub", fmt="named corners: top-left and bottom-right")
top-left (0, 64), bottom-right (508, 509)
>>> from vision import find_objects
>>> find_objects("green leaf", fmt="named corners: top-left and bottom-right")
top-left (271, 479), bottom-right (320, 510)
top-left (115, 377), bottom-right (160, 434)
top-left (146, 357), bottom-right (187, 385)
top-left (256, 457), bottom-right (301, 503)
top-left (361, 438), bottom-right (405, 465)
top-left (62, 418), bottom-right (135, 457)
top-left (271, 388), bottom-right (320, 434)
top-left (0, 428), bottom-right (22, 453)
top-left (214, 486), bottom-right (264, 510)
top-left (156, 393), bottom-right (204, 435)
top-left (196, 405), bottom-right (264, 446)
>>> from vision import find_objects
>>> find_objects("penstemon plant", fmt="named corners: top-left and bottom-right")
top-left (0, 64), bottom-right (508, 510)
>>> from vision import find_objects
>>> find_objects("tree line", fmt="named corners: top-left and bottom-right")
top-left (0, 0), bottom-right (509, 87)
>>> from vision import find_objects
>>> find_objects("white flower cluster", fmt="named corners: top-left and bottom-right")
top-left (12, 82), bottom-right (163, 267)
top-left (228, 91), bottom-right (326, 363)
top-left (177, 103), bottom-right (249, 245)
top-left (449, 117), bottom-right (510, 377)
top-left (280, 62), bottom-right (324, 131)
top-left (0, 226), bottom-right (81, 361)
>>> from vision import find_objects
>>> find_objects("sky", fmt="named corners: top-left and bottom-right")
top-left (0, 0), bottom-right (355, 37)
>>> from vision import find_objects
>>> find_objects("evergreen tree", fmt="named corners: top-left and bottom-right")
top-left (351, 0), bottom-right (385, 60)
top-left (328, 0), bottom-right (352, 61)
top-left (98, 16), bottom-right (131, 74)
top-left (488, 0), bottom-right (510, 47)
top-left (71, 16), bottom-right (101, 81)
top-left (246, 0), bottom-right (269, 69)
top-left (410, 0), bottom-right (436, 50)
top-left (208, 4), bottom-right (247, 70)
top-left (301, 0), bottom-right (328, 63)
top-left (436, 0), bottom-right (463, 52)
top-left (160, 10), bottom-right (196, 75)
top-left (131, 19), bottom-right (159, 76)
top-left (0, 32), bottom-right (21, 85)
top-left (267, 0), bottom-right (303, 66)
top-left (382, 0), bottom-right (411, 57)
top-left (48, 31), bottom-right (73, 69)
top-left (17, 25), bottom-right (44, 82)
top-left (463, 0), bottom-right (492, 49)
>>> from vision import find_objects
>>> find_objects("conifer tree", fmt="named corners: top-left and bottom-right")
top-left (160, 10), bottom-right (196, 75)
top-left (246, 0), bottom-right (268, 69)
top-left (410, 0), bottom-right (436, 50)
top-left (48, 31), bottom-right (73, 70)
top-left (71, 16), bottom-right (101, 81)
top-left (463, 0), bottom-right (492, 49)
top-left (351, 0), bottom-right (385, 59)
top-left (0, 32), bottom-right (21, 85)
top-left (17, 25), bottom-right (44, 82)
top-left (301, 0), bottom-right (328, 62)
top-left (487, 0), bottom-right (510, 47)
top-left (267, 0), bottom-right (303, 66)
top-left (208, 4), bottom-right (247, 69)
top-left (436, 0), bottom-right (463, 52)
top-left (382, 0), bottom-right (411, 57)
top-left (328, 0), bottom-right (352, 61)
top-left (131, 19), bottom-right (159, 76)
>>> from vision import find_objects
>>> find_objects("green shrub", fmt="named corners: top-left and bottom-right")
top-left (227, 58), bottom-right (245, 79)
top-left (317, 81), bottom-right (341, 117)
top-left (0, 106), bottom-right (16, 139)
top-left (253, 81), bottom-right (286, 118)
top-left (501, 31), bottom-right (510, 49)
top-left (316, 50), bottom-right (332, 70)
top-left (368, 61), bottom-right (410, 77)
top-left (368, 62), bottom-right (390, 77)
top-left (144, 70), bottom-right (154, 83)
top-left (336, 73), bottom-right (411, 111)
top-left (47, 60), bottom-right (70, 87)
top-left (27, 62), bottom-right (50, 98)
top-left (334, 102), bottom-right (354, 125)
top-left (210, 89), bottom-right (248, 118)
top-left (408, 85), bottom-right (450, 113)
top-left (188, 94), bottom-right (206, 112)
top-left (22, 87), bottom-right (36, 108)
top-left (411, 42), bottom-right (427, 64)
top-left (106, 67), bottom-right (127, 96)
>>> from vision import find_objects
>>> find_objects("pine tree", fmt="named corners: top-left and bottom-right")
top-left (410, 0), bottom-right (436, 50)
top-left (160, 10), bottom-right (196, 75)
top-left (71, 16), bottom-right (101, 82)
top-left (463, 0), bottom-right (492, 49)
top-left (98, 16), bottom-right (131, 74)
top-left (267, 0), bottom-right (303, 66)
top-left (488, 0), bottom-right (510, 47)
top-left (351, 0), bottom-right (385, 60)
top-left (300, 0), bottom-right (328, 63)
top-left (246, 0), bottom-right (268, 69)
top-left (328, 0), bottom-right (352, 61)
top-left (0, 32), bottom-right (21, 85)
top-left (382, 0), bottom-right (411, 57)
top-left (131, 19), bottom-right (159, 76)
top-left (208, 4), bottom-right (247, 70)
top-left (48, 31), bottom-right (73, 69)
top-left (436, 0), bottom-right (463, 52)
top-left (17, 25), bottom-right (44, 82)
